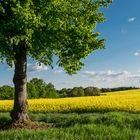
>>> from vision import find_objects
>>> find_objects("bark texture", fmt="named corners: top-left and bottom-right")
top-left (11, 44), bottom-right (30, 123)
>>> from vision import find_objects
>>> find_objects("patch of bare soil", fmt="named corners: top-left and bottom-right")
top-left (0, 121), bottom-right (54, 130)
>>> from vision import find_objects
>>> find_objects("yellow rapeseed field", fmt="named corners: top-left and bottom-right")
top-left (0, 90), bottom-right (140, 113)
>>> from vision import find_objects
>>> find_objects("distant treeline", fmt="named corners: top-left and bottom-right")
top-left (0, 78), bottom-right (139, 100)
top-left (101, 87), bottom-right (139, 93)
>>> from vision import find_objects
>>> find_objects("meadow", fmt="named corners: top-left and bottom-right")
top-left (0, 90), bottom-right (140, 140)
top-left (0, 112), bottom-right (140, 140)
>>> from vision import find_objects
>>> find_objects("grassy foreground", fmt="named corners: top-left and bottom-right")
top-left (0, 112), bottom-right (140, 140)
top-left (0, 90), bottom-right (140, 113)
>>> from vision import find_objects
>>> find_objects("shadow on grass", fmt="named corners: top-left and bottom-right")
top-left (0, 113), bottom-right (54, 130)
top-left (0, 112), bottom-right (140, 130)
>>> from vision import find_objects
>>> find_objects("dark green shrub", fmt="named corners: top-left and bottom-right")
top-left (69, 87), bottom-right (84, 97)
top-left (84, 87), bottom-right (100, 96)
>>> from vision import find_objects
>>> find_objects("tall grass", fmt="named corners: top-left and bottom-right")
top-left (0, 112), bottom-right (140, 140)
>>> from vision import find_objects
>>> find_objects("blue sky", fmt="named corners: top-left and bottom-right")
top-left (1, 0), bottom-right (140, 89)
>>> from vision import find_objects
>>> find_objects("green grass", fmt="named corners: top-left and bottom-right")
top-left (0, 112), bottom-right (140, 140)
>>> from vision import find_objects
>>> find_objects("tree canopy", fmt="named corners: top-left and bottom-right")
top-left (0, 0), bottom-right (112, 123)
top-left (0, 0), bottom-right (112, 73)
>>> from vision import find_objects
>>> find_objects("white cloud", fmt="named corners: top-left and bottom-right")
top-left (53, 69), bottom-right (64, 74)
top-left (28, 63), bottom-right (48, 72)
top-left (82, 70), bottom-right (140, 88)
top-left (134, 52), bottom-right (140, 56)
top-left (128, 17), bottom-right (136, 22)
top-left (6, 62), bottom-right (48, 72)
top-left (83, 70), bottom-right (129, 78)
top-left (52, 66), bottom-right (64, 74)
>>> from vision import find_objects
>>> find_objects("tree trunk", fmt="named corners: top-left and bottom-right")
top-left (11, 45), bottom-right (30, 123)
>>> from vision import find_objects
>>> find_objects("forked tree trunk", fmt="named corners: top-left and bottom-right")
top-left (11, 45), bottom-right (30, 123)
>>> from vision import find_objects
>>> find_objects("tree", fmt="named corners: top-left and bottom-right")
top-left (58, 88), bottom-right (68, 98)
top-left (44, 83), bottom-right (58, 98)
top-left (0, 0), bottom-right (112, 123)
top-left (29, 78), bottom-right (46, 98)
top-left (27, 78), bottom-right (58, 98)
top-left (69, 87), bottom-right (84, 97)
top-left (0, 85), bottom-right (14, 99)
top-left (27, 82), bottom-right (37, 98)
top-left (84, 87), bottom-right (100, 96)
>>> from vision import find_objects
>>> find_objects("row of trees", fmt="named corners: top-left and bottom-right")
top-left (58, 87), bottom-right (100, 98)
top-left (101, 87), bottom-right (139, 93)
top-left (0, 78), bottom-right (101, 99)
top-left (0, 78), bottom-right (138, 100)
top-left (0, 78), bottom-right (58, 100)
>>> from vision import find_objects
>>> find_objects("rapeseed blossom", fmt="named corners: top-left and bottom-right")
top-left (0, 90), bottom-right (140, 113)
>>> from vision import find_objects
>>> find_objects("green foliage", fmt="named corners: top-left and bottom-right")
top-left (68, 87), bottom-right (84, 97)
top-left (27, 83), bottom-right (38, 98)
top-left (27, 78), bottom-right (58, 99)
top-left (44, 83), bottom-right (58, 98)
top-left (84, 87), bottom-right (100, 96)
top-left (0, 85), bottom-right (14, 99)
top-left (0, 0), bottom-right (112, 74)
top-left (0, 78), bottom-right (102, 99)
top-left (0, 78), bottom-right (58, 99)
top-left (58, 86), bottom-right (101, 97)
top-left (58, 88), bottom-right (67, 98)
top-left (28, 78), bottom-right (46, 98)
